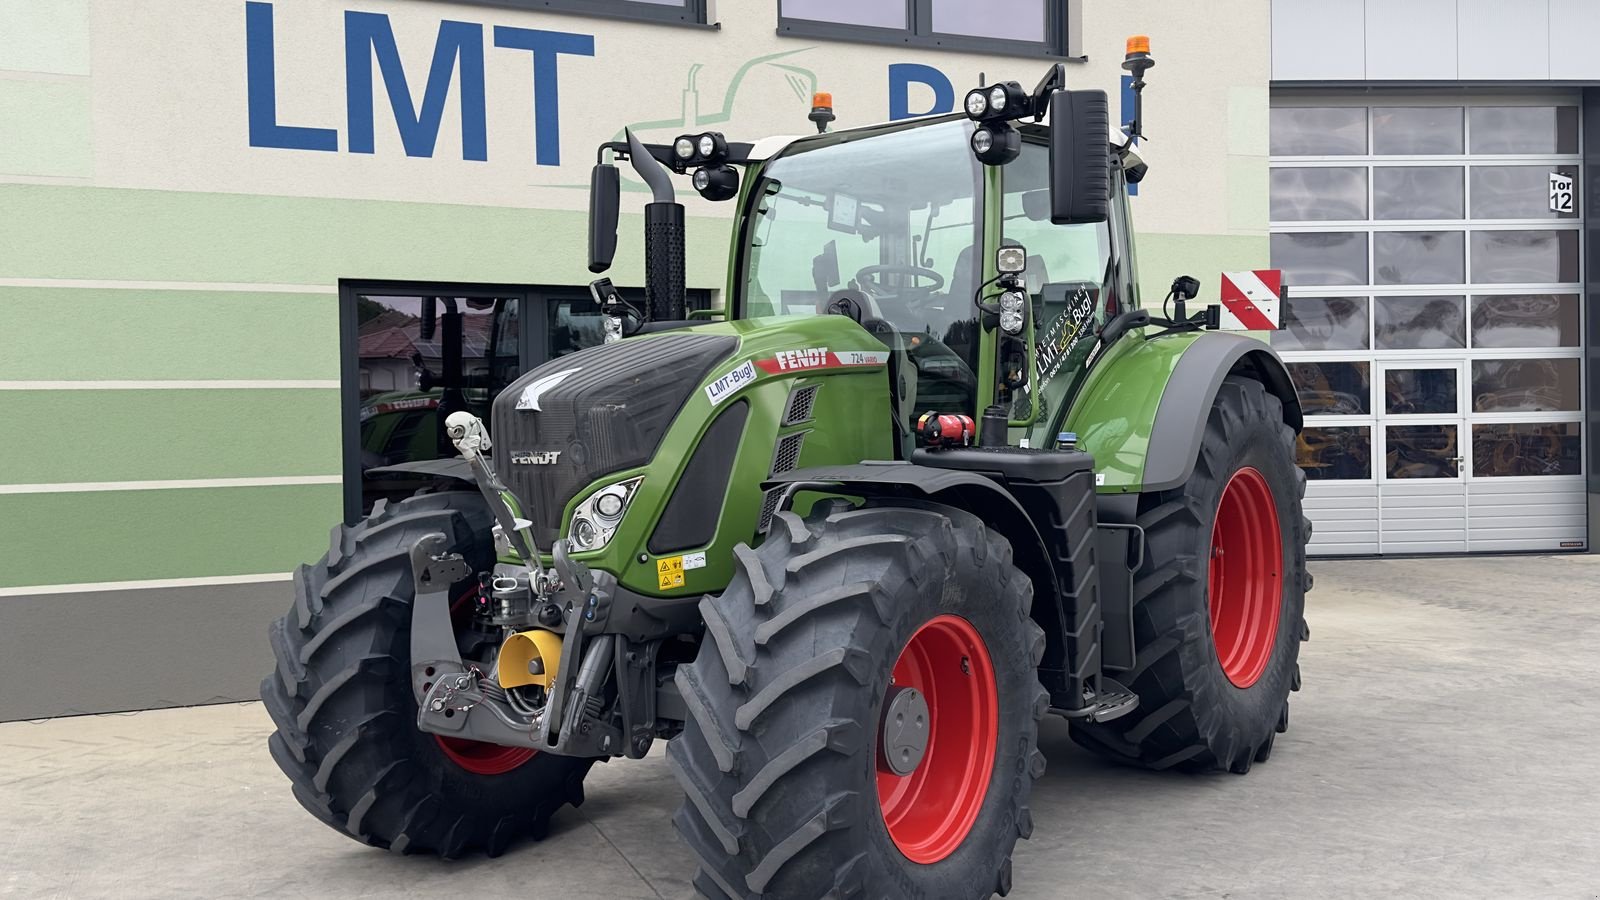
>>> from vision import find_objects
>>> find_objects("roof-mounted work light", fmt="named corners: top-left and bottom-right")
top-left (670, 131), bottom-right (728, 170)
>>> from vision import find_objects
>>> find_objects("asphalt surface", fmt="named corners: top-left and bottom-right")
top-left (3, 554), bottom-right (1599, 899)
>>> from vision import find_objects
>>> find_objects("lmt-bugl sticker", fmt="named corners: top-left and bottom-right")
top-left (705, 361), bottom-right (758, 406)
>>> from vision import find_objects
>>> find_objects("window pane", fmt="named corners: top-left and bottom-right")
top-left (1374, 231), bottom-right (1463, 284)
top-left (1374, 295), bottom-right (1465, 349)
top-left (1473, 423), bottom-right (1582, 477)
top-left (1373, 167), bottom-right (1463, 220)
top-left (931, 0), bottom-right (1044, 41)
top-left (1468, 107), bottom-right (1579, 154)
top-left (1469, 230), bottom-right (1579, 283)
top-left (1298, 426), bottom-right (1372, 480)
top-left (780, 0), bottom-right (906, 28)
top-left (1271, 108), bottom-right (1366, 156)
top-left (1387, 425), bottom-right (1460, 478)
top-left (1470, 294), bottom-right (1580, 348)
top-left (1288, 361), bottom-right (1371, 415)
top-left (1385, 368), bottom-right (1457, 414)
top-left (1271, 232), bottom-right (1367, 285)
top-left (1270, 167), bottom-right (1366, 221)
top-left (1470, 166), bottom-right (1579, 219)
top-left (1372, 107), bottom-right (1464, 154)
top-left (1471, 358), bottom-right (1582, 412)
top-left (1272, 296), bottom-right (1369, 351)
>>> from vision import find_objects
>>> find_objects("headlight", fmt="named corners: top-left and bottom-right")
top-left (971, 128), bottom-right (994, 154)
top-left (1000, 308), bottom-right (1025, 334)
top-left (568, 477), bottom-right (643, 552)
top-left (674, 137), bottom-right (695, 160)
top-left (999, 290), bottom-right (1026, 314)
top-left (698, 134), bottom-right (716, 157)
top-left (988, 85), bottom-right (1007, 112)
top-left (964, 88), bottom-right (989, 118)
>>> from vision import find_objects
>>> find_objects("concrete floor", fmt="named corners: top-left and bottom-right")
top-left (3, 555), bottom-right (1598, 899)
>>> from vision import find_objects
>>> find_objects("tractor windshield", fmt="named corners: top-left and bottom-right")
top-left (741, 119), bottom-right (982, 418)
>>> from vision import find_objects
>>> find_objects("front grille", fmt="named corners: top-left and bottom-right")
top-left (782, 385), bottom-right (818, 425)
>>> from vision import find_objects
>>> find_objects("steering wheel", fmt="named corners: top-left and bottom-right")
top-left (853, 264), bottom-right (945, 298)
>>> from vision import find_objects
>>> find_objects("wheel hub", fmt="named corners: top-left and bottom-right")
top-left (878, 685), bottom-right (930, 776)
top-left (1207, 466), bottom-right (1284, 688)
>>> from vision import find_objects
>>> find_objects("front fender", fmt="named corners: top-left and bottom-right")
top-left (1064, 331), bottom-right (1301, 494)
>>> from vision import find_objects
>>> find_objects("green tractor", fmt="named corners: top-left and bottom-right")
top-left (264, 39), bottom-right (1309, 899)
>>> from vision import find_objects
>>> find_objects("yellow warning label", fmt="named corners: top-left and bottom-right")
top-left (656, 555), bottom-right (686, 590)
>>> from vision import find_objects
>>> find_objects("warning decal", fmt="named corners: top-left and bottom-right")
top-left (1218, 270), bottom-right (1282, 331)
top-left (656, 555), bottom-right (686, 590)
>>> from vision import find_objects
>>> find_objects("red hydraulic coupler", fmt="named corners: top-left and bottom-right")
top-left (917, 412), bottom-right (975, 449)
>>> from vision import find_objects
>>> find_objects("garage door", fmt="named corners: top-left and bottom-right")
top-left (1270, 96), bottom-right (1588, 554)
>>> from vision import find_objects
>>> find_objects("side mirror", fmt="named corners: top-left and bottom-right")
top-left (419, 296), bottom-right (437, 341)
top-left (588, 163), bottom-right (620, 274)
top-left (1049, 89), bottom-right (1110, 225)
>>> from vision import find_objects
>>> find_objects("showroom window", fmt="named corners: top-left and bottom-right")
top-left (778, 0), bottom-right (1076, 57)
top-left (1270, 97), bottom-right (1587, 554)
top-left (452, 0), bottom-right (708, 27)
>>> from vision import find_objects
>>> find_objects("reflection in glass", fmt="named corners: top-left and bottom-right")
top-left (1288, 361), bottom-right (1370, 415)
top-left (1375, 296), bottom-right (1464, 349)
top-left (1271, 108), bottom-right (1366, 156)
top-left (1298, 427), bottom-right (1372, 480)
top-left (1272, 296), bottom-right (1369, 351)
top-left (1271, 232), bottom-right (1368, 286)
top-left (1470, 294), bottom-right (1580, 348)
top-left (1468, 107), bottom-right (1579, 154)
top-left (1386, 425), bottom-right (1460, 479)
top-left (1384, 368), bottom-right (1457, 414)
top-left (1270, 167), bottom-right (1366, 221)
top-left (1374, 231), bottom-right (1463, 284)
top-left (1470, 166), bottom-right (1579, 219)
top-left (1471, 358), bottom-right (1581, 412)
top-left (930, 0), bottom-right (1044, 40)
top-left (1373, 167), bottom-right (1463, 220)
top-left (1472, 423), bottom-right (1582, 477)
top-left (1470, 230), bottom-right (1579, 283)
top-left (1372, 107), bottom-right (1464, 154)
top-left (548, 298), bottom-right (604, 358)
top-left (780, 0), bottom-right (906, 27)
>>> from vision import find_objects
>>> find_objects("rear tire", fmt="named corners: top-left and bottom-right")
top-left (261, 491), bottom-right (594, 857)
top-left (670, 502), bottom-right (1048, 899)
top-left (1071, 375), bottom-right (1310, 772)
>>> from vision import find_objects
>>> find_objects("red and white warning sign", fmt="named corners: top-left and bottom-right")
top-left (1218, 270), bottom-right (1282, 331)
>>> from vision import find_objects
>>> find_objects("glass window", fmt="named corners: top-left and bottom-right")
top-left (780, 0), bottom-right (905, 28)
top-left (1471, 358), bottom-right (1582, 412)
top-left (1272, 296), bottom-right (1369, 351)
top-left (1470, 294), bottom-right (1580, 348)
top-left (1374, 231), bottom-right (1463, 285)
top-left (1271, 232), bottom-right (1368, 286)
top-left (471, 0), bottom-right (705, 25)
top-left (1374, 296), bottom-right (1465, 349)
top-left (1373, 167), bottom-right (1464, 220)
top-left (1384, 368), bottom-right (1457, 415)
top-left (1372, 107), bottom-right (1464, 155)
top-left (931, 0), bottom-right (1044, 41)
top-left (1387, 424), bottom-right (1460, 478)
top-left (1468, 107), bottom-right (1579, 154)
top-left (1470, 166), bottom-right (1580, 219)
top-left (1473, 423), bottom-right (1582, 477)
top-left (1289, 361), bottom-right (1371, 416)
top-left (1270, 108), bottom-right (1366, 156)
top-left (1298, 426), bottom-right (1372, 480)
top-left (1469, 230), bottom-right (1579, 284)
top-left (1270, 167), bottom-right (1366, 221)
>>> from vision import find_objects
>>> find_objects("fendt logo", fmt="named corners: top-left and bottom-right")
top-left (771, 348), bottom-right (828, 371)
top-left (510, 450), bottom-right (562, 465)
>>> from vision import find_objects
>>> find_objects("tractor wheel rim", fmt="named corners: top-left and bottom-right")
top-left (433, 736), bottom-right (537, 776)
top-left (876, 614), bottom-right (998, 864)
top-left (1207, 466), bottom-right (1284, 688)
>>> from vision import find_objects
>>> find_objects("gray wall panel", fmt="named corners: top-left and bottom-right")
top-left (1365, 0), bottom-right (1458, 80)
top-left (1458, 0), bottom-right (1549, 80)
top-left (0, 581), bottom-right (286, 721)
top-left (1551, 0), bottom-right (1600, 80)
top-left (1272, 0), bottom-right (1365, 80)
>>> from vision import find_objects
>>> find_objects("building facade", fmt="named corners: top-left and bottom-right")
top-left (0, 0), bottom-right (1269, 720)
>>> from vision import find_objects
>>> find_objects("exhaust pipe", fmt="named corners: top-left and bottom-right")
top-left (626, 128), bottom-right (687, 322)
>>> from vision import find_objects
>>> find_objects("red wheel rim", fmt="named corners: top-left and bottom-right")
top-left (1208, 466), bottom-right (1284, 688)
top-left (876, 615), bottom-right (998, 864)
top-left (434, 736), bottom-right (537, 776)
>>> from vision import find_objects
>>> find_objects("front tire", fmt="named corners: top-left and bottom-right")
top-left (1071, 375), bottom-right (1310, 772)
top-left (261, 492), bottom-right (594, 857)
top-left (669, 502), bottom-right (1048, 899)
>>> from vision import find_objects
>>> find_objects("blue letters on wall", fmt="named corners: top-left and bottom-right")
top-left (888, 63), bottom-right (954, 121)
top-left (493, 26), bottom-right (594, 167)
top-left (245, 1), bottom-right (339, 151)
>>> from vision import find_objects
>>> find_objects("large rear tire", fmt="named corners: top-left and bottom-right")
top-left (1071, 375), bottom-right (1310, 772)
top-left (669, 501), bottom-right (1048, 899)
top-left (261, 491), bottom-right (594, 857)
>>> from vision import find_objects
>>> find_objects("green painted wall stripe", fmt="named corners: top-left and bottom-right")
top-left (0, 184), bottom-right (729, 288)
top-left (0, 287), bottom-right (339, 380)
top-left (0, 79), bottom-right (92, 178)
top-left (0, 389), bottom-right (340, 486)
top-left (0, 483), bottom-right (340, 588)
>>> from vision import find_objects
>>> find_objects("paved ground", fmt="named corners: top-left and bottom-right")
top-left (3, 554), bottom-right (1599, 899)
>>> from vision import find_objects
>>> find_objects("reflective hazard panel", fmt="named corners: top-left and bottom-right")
top-left (1218, 270), bottom-right (1282, 331)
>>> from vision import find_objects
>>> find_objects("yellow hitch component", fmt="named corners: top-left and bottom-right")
top-left (497, 629), bottom-right (564, 690)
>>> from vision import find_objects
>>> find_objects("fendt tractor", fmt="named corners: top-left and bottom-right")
top-left (265, 37), bottom-right (1311, 899)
